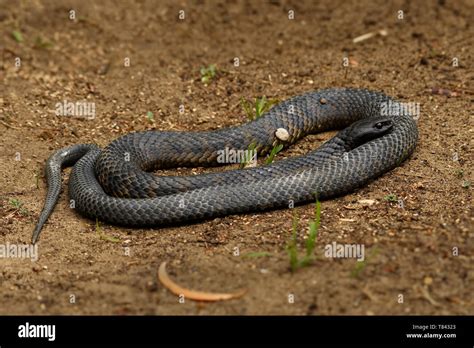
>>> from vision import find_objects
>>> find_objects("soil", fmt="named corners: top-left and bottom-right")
top-left (0, 0), bottom-right (473, 315)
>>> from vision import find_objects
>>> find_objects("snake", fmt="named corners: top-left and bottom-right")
top-left (31, 88), bottom-right (418, 243)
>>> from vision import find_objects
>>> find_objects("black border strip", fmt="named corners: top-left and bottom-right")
top-left (0, 315), bottom-right (472, 346)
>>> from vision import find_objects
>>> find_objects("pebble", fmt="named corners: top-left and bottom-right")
top-left (424, 276), bottom-right (433, 285)
top-left (358, 199), bottom-right (376, 206)
top-left (275, 128), bottom-right (290, 141)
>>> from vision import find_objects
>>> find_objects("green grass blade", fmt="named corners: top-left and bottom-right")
top-left (305, 199), bottom-right (320, 257)
top-left (241, 98), bottom-right (254, 120)
top-left (287, 210), bottom-right (300, 272)
top-left (146, 111), bottom-right (154, 122)
top-left (265, 144), bottom-right (283, 164)
top-left (12, 30), bottom-right (23, 43)
top-left (239, 142), bottom-right (257, 169)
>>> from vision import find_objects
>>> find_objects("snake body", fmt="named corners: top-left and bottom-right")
top-left (32, 88), bottom-right (418, 243)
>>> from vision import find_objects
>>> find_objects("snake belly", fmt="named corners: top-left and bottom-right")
top-left (32, 88), bottom-right (418, 242)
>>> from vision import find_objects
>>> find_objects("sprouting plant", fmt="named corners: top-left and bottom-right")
top-left (10, 198), bottom-right (22, 209)
top-left (241, 98), bottom-right (253, 119)
top-left (384, 194), bottom-right (398, 202)
top-left (146, 111), bottom-right (154, 122)
top-left (35, 170), bottom-right (42, 189)
top-left (96, 218), bottom-right (121, 243)
top-left (34, 36), bottom-right (53, 49)
top-left (12, 30), bottom-right (23, 43)
top-left (9, 198), bottom-right (30, 216)
top-left (351, 247), bottom-right (379, 278)
top-left (238, 140), bottom-right (283, 168)
top-left (240, 96), bottom-right (282, 165)
top-left (286, 199), bottom-right (321, 272)
top-left (200, 64), bottom-right (216, 84)
top-left (239, 142), bottom-right (257, 169)
top-left (462, 181), bottom-right (471, 189)
top-left (241, 96), bottom-right (279, 120)
top-left (287, 211), bottom-right (299, 271)
top-left (265, 144), bottom-right (283, 165)
top-left (454, 169), bottom-right (464, 178)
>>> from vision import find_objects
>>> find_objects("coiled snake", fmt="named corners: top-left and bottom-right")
top-left (32, 88), bottom-right (418, 243)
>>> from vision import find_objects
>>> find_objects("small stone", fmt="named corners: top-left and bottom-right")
top-left (358, 199), bottom-right (376, 206)
top-left (319, 98), bottom-right (327, 104)
top-left (414, 182), bottom-right (424, 189)
top-left (424, 276), bottom-right (433, 285)
top-left (97, 62), bottom-right (110, 75)
top-left (243, 160), bottom-right (257, 168)
top-left (146, 280), bottom-right (158, 292)
top-left (275, 128), bottom-right (290, 141)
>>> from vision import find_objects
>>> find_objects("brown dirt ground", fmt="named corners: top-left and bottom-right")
top-left (0, 0), bottom-right (473, 315)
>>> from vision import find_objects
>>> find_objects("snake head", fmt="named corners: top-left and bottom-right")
top-left (344, 117), bottom-right (393, 150)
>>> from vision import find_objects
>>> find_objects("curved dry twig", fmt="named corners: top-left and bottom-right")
top-left (157, 262), bottom-right (247, 302)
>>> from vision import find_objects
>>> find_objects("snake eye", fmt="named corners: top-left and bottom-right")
top-left (375, 122), bottom-right (384, 129)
